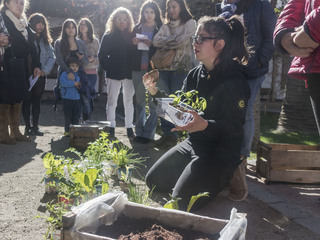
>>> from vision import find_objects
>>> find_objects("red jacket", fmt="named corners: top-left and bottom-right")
top-left (273, 0), bottom-right (320, 80)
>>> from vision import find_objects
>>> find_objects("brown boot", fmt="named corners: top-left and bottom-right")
top-left (0, 104), bottom-right (16, 145)
top-left (9, 103), bottom-right (30, 142)
top-left (228, 158), bottom-right (248, 201)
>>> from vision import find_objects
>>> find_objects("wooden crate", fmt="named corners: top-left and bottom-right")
top-left (257, 141), bottom-right (320, 184)
top-left (69, 121), bottom-right (110, 149)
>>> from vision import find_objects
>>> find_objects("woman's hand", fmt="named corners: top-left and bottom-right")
top-left (142, 72), bottom-right (158, 95)
top-left (132, 37), bottom-right (139, 45)
top-left (76, 52), bottom-right (84, 60)
top-left (292, 26), bottom-right (319, 49)
top-left (33, 68), bottom-right (41, 77)
top-left (142, 39), bottom-right (152, 47)
top-left (40, 70), bottom-right (46, 77)
top-left (171, 111), bottom-right (208, 133)
top-left (68, 72), bottom-right (75, 81)
top-left (88, 56), bottom-right (95, 62)
top-left (0, 34), bottom-right (9, 47)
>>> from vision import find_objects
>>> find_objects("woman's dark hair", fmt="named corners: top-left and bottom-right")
top-left (67, 57), bottom-right (82, 68)
top-left (138, 0), bottom-right (162, 27)
top-left (59, 19), bottom-right (78, 58)
top-left (197, 15), bottom-right (251, 73)
top-left (165, 0), bottom-right (193, 24)
top-left (78, 18), bottom-right (95, 43)
top-left (28, 13), bottom-right (53, 45)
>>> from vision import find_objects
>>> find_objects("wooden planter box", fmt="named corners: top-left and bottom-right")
top-left (61, 193), bottom-right (247, 240)
top-left (69, 121), bottom-right (110, 149)
top-left (256, 141), bottom-right (320, 183)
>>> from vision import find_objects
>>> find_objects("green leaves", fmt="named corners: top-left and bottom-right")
top-left (164, 192), bottom-right (210, 212)
top-left (187, 192), bottom-right (209, 212)
top-left (170, 90), bottom-right (207, 112)
top-left (164, 195), bottom-right (181, 210)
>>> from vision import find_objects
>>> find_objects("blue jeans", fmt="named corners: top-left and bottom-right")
top-left (241, 75), bottom-right (265, 157)
top-left (132, 70), bottom-right (158, 140)
top-left (157, 70), bottom-right (187, 137)
top-left (80, 74), bottom-right (97, 119)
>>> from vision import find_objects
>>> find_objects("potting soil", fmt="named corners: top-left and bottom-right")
top-left (95, 214), bottom-right (219, 240)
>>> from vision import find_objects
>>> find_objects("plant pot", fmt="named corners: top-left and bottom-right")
top-left (58, 195), bottom-right (74, 205)
top-left (119, 181), bottom-right (130, 192)
top-left (44, 177), bottom-right (60, 194)
top-left (52, 229), bottom-right (62, 240)
top-left (117, 167), bottom-right (132, 181)
top-left (109, 163), bottom-right (118, 176)
top-left (156, 98), bottom-right (194, 126)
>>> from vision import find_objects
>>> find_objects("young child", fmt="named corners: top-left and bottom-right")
top-left (59, 57), bottom-right (82, 136)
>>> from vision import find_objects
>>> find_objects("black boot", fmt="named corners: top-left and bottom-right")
top-left (24, 126), bottom-right (31, 135)
top-left (127, 128), bottom-right (135, 139)
top-left (31, 126), bottom-right (44, 136)
top-left (109, 127), bottom-right (115, 137)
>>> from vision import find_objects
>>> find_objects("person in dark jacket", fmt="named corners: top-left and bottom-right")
top-left (218, 0), bottom-right (276, 201)
top-left (98, 7), bottom-right (135, 139)
top-left (274, 0), bottom-right (320, 134)
top-left (131, 0), bottom-right (162, 144)
top-left (144, 16), bottom-right (251, 211)
top-left (0, 0), bottom-right (41, 145)
top-left (22, 13), bottom-right (55, 136)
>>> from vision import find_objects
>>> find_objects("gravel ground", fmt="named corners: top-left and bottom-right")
top-left (0, 102), bottom-right (319, 240)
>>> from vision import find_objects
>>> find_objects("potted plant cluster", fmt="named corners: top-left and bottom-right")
top-left (156, 90), bottom-right (207, 126)
top-left (40, 131), bottom-right (147, 239)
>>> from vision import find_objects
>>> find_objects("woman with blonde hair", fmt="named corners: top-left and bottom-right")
top-left (98, 7), bottom-right (135, 138)
top-left (0, 0), bottom-right (41, 144)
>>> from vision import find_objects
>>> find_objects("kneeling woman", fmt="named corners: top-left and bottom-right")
top-left (144, 16), bottom-right (251, 211)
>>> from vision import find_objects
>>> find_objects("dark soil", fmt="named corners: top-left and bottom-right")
top-left (95, 214), bottom-right (219, 240)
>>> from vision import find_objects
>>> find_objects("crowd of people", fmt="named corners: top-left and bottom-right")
top-left (0, 0), bottom-right (318, 210)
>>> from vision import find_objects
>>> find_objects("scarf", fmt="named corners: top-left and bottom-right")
top-left (0, 12), bottom-right (9, 57)
top-left (219, 0), bottom-right (240, 19)
top-left (5, 10), bottom-right (28, 40)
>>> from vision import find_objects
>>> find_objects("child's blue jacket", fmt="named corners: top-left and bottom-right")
top-left (59, 71), bottom-right (80, 100)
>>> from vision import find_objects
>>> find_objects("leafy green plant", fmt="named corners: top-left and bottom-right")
top-left (35, 201), bottom-right (68, 240)
top-left (42, 153), bottom-right (65, 180)
top-left (127, 184), bottom-right (155, 206)
top-left (164, 192), bottom-right (210, 212)
top-left (169, 90), bottom-right (207, 112)
top-left (110, 144), bottom-right (145, 169)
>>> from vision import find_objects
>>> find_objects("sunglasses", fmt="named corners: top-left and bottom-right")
top-left (192, 35), bottom-right (217, 45)
top-left (116, 18), bottom-right (128, 23)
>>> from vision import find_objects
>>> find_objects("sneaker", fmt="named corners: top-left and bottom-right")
top-left (64, 132), bottom-right (70, 137)
top-left (133, 136), bottom-right (154, 144)
top-left (228, 158), bottom-right (248, 202)
top-left (154, 135), bottom-right (177, 149)
top-left (127, 128), bottom-right (135, 139)
top-left (109, 127), bottom-right (115, 137)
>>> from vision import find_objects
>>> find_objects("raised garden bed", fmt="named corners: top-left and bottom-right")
top-left (62, 192), bottom-right (247, 240)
